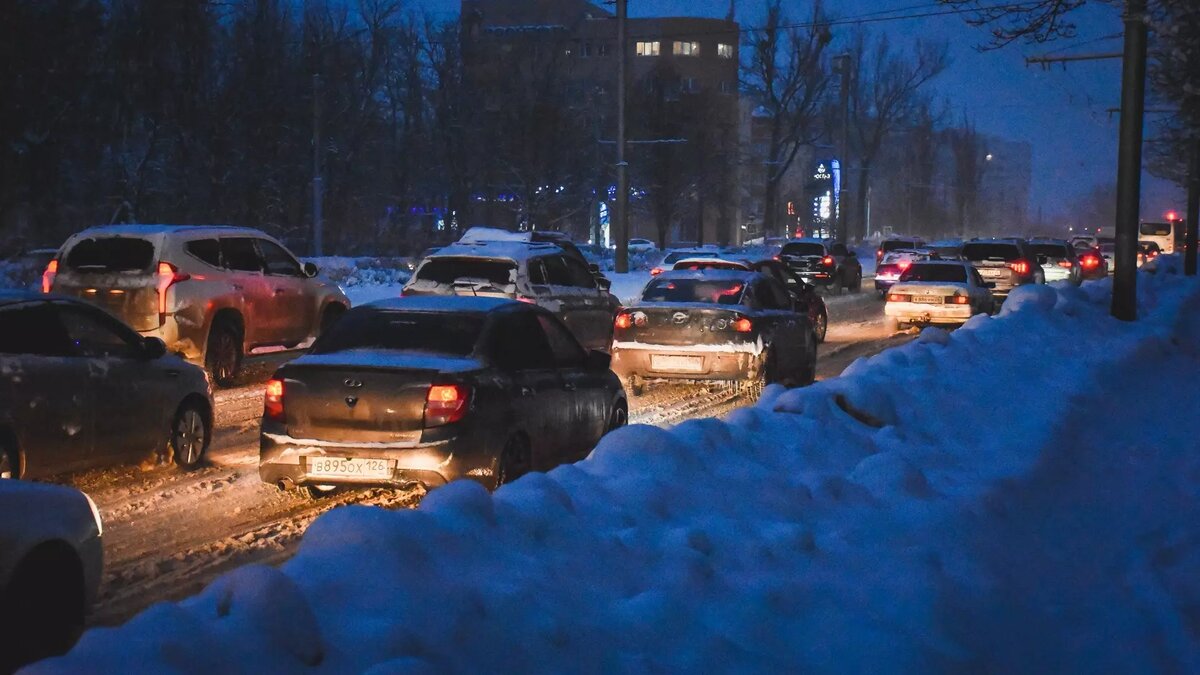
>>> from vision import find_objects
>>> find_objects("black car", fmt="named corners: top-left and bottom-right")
top-left (259, 296), bottom-right (627, 494)
top-left (746, 258), bottom-right (828, 343)
top-left (610, 270), bottom-right (817, 395)
top-left (778, 239), bottom-right (863, 294)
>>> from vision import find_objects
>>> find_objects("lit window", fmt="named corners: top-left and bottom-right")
top-left (718, 43), bottom-right (735, 59)
top-left (674, 41), bottom-right (700, 56)
top-left (636, 41), bottom-right (660, 56)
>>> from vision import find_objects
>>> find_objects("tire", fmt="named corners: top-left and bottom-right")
top-left (495, 434), bottom-right (532, 489)
top-left (848, 270), bottom-right (862, 293)
top-left (606, 400), bottom-right (628, 433)
top-left (205, 319), bottom-right (242, 388)
top-left (827, 275), bottom-right (843, 296)
top-left (169, 400), bottom-right (211, 469)
top-left (0, 544), bottom-right (84, 672)
top-left (813, 309), bottom-right (828, 343)
top-left (319, 304), bottom-right (346, 336)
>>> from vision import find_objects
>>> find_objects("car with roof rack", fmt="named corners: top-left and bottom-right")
top-left (43, 225), bottom-right (350, 386)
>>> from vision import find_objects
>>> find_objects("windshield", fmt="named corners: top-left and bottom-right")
top-left (1140, 222), bottom-right (1171, 236)
top-left (312, 310), bottom-right (483, 356)
top-left (900, 264), bottom-right (967, 283)
top-left (641, 278), bottom-right (746, 305)
top-left (882, 240), bottom-right (922, 252)
top-left (415, 257), bottom-right (516, 286)
top-left (780, 243), bottom-right (825, 257)
top-left (1031, 244), bottom-right (1070, 258)
top-left (64, 237), bottom-right (155, 272)
top-left (962, 243), bottom-right (1021, 262)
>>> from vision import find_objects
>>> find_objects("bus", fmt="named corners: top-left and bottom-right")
top-left (1139, 214), bottom-right (1185, 254)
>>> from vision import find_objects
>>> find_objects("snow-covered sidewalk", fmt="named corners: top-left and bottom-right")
top-left (32, 262), bottom-right (1200, 673)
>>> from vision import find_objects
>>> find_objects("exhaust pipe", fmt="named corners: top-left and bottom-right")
top-left (277, 478), bottom-right (296, 491)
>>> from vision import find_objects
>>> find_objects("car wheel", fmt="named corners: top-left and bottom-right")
top-left (848, 271), bottom-right (862, 293)
top-left (607, 400), bottom-right (628, 433)
top-left (0, 544), bottom-right (85, 672)
top-left (813, 310), bottom-right (828, 343)
top-left (170, 400), bottom-right (211, 469)
top-left (495, 434), bottom-right (532, 489)
top-left (828, 274), bottom-right (842, 296)
top-left (205, 320), bottom-right (242, 388)
top-left (319, 303), bottom-right (346, 335)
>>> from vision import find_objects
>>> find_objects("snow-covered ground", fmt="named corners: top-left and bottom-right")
top-left (31, 261), bottom-right (1200, 673)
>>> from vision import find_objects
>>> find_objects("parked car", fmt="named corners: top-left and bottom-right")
top-left (1076, 246), bottom-right (1109, 280)
top-left (874, 249), bottom-right (937, 297)
top-left (778, 239), bottom-right (863, 294)
top-left (1029, 239), bottom-right (1082, 285)
top-left (876, 236), bottom-right (926, 264)
top-left (259, 297), bottom-right (626, 494)
top-left (0, 479), bottom-right (104, 673)
top-left (670, 257), bottom-right (829, 343)
top-left (403, 240), bottom-right (617, 352)
top-left (884, 261), bottom-right (995, 329)
top-left (45, 225), bottom-right (350, 386)
top-left (960, 238), bottom-right (1044, 301)
top-left (611, 269), bottom-right (818, 395)
top-left (0, 291), bottom-right (213, 478)
top-left (628, 238), bottom-right (657, 254)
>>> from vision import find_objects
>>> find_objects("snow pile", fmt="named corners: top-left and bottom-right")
top-left (304, 257), bottom-right (412, 306)
top-left (31, 261), bottom-right (1200, 673)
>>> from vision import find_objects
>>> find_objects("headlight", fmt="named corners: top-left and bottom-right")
top-left (83, 491), bottom-right (103, 537)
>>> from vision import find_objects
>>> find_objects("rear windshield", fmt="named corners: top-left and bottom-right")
top-left (415, 258), bottom-right (516, 286)
top-left (641, 278), bottom-right (746, 305)
top-left (900, 264), bottom-right (967, 283)
top-left (882, 240), bottom-right (922, 252)
top-left (1031, 244), bottom-right (1070, 258)
top-left (663, 251), bottom-right (706, 265)
top-left (64, 237), bottom-right (155, 272)
top-left (1140, 222), bottom-right (1171, 236)
top-left (312, 310), bottom-right (483, 356)
top-left (962, 243), bottom-right (1021, 262)
top-left (780, 243), bottom-right (825, 257)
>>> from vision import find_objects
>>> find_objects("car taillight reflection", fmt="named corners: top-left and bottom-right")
top-left (424, 384), bottom-right (470, 427)
top-left (264, 379), bottom-right (285, 422)
top-left (41, 259), bottom-right (58, 294)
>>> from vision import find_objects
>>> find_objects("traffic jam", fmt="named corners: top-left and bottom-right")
top-left (0, 221), bottom-right (1176, 668)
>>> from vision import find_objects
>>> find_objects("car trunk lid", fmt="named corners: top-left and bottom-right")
top-left (616, 304), bottom-right (756, 347)
top-left (52, 235), bottom-right (163, 331)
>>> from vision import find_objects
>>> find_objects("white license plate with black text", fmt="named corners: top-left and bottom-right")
top-left (651, 355), bottom-right (704, 372)
top-left (307, 457), bottom-right (392, 478)
top-left (912, 295), bottom-right (944, 304)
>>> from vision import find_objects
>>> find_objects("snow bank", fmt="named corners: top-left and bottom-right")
top-left (31, 260), bottom-right (1200, 673)
top-left (304, 257), bottom-right (412, 306)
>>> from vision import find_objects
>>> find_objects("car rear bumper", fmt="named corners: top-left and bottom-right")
top-left (792, 271), bottom-right (835, 285)
top-left (611, 342), bottom-right (764, 382)
top-left (259, 426), bottom-right (497, 490)
top-left (884, 302), bottom-right (974, 324)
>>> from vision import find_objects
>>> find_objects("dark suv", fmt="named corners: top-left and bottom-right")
top-left (778, 239), bottom-right (862, 294)
top-left (961, 239), bottom-right (1044, 300)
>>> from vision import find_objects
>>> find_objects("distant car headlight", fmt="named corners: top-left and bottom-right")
top-left (83, 491), bottom-right (103, 537)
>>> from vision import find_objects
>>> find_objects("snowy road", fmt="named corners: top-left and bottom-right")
top-left (59, 284), bottom-right (910, 627)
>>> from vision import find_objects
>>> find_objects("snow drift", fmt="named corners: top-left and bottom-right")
top-left (30, 260), bottom-right (1200, 673)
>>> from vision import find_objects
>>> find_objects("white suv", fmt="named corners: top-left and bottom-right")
top-left (46, 225), bottom-right (350, 385)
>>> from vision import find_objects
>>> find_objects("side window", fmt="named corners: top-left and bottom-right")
top-left (220, 238), bottom-right (263, 272)
top-left (56, 305), bottom-right (139, 358)
top-left (831, 243), bottom-right (849, 256)
top-left (542, 256), bottom-right (573, 286)
top-left (741, 284), bottom-right (762, 310)
top-left (972, 269), bottom-right (986, 287)
top-left (486, 312), bottom-right (555, 371)
top-left (0, 304), bottom-right (72, 356)
top-left (185, 239), bottom-right (222, 268)
top-left (762, 279), bottom-right (792, 310)
top-left (537, 314), bottom-right (586, 367)
top-left (562, 257), bottom-right (597, 288)
top-left (257, 239), bottom-right (303, 277)
top-left (527, 258), bottom-right (548, 286)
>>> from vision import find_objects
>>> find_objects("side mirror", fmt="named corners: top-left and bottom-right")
top-left (303, 262), bottom-right (319, 278)
top-left (586, 349), bottom-right (612, 371)
top-left (142, 336), bottom-right (167, 359)
top-left (985, 282), bottom-right (997, 289)
top-left (596, 277), bottom-right (612, 292)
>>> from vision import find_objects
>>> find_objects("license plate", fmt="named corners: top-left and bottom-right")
top-left (651, 355), bottom-right (704, 372)
top-left (912, 295), bottom-right (943, 304)
top-left (307, 457), bottom-right (392, 479)
top-left (980, 269), bottom-right (1004, 277)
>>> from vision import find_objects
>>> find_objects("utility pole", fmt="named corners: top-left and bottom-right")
top-left (312, 73), bottom-right (325, 257)
top-left (833, 53), bottom-right (851, 243)
top-left (1111, 0), bottom-right (1147, 322)
top-left (614, 0), bottom-right (630, 274)
top-left (1187, 138), bottom-right (1199, 276)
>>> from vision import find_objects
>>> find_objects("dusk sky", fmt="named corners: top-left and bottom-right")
top-left (419, 0), bottom-right (1187, 225)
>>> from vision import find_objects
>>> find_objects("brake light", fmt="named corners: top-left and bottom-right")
top-left (650, 267), bottom-right (664, 276)
top-left (516, 295), bottom-right (538, 304)
top-left (424, 384), bottom-right (470, 427)
top-left (1149, 250), bottom-right (1158, 258)
top-left (1008, 259), bottom-right (1030, 275)
top-left (898, 260), bottom-right (911, 271)
top-left (733, 317), bottom-right (753, 333)
top-left (1057, 260), bottom-right (1073, 268)
top-left (876, 249), bottom-right (884, 261)
top-left (1081, 255), bottom-right (1100, 269)
top-left (264, 379), bottom-right (285, 422)
top-left (887, 293), bottom-right (910, 302)
top-left (950, 294), bottom-right (970, 305)
top-left (615, 312), bottom-right (632, 329)
top-left (821, 256), bottom-right (835, 267)
top-left (156, 261), bottom-right (191, 322)
top-left (41, 259), bottom-right (58, 294)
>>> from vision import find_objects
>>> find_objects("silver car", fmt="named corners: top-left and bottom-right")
top-left (0, 479), bottom-right (103, 672)
top-left (45, 225), bottom-right (350, 386)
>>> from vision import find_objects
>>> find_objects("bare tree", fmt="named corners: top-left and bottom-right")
top-left (744, 0), bottom-right (833, 239)
top-left (948, 117), bottom-right (984, 237)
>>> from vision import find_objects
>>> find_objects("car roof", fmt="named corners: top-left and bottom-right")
top-left (783, 238), bottom-right (829, 245)
top-left (72, 224), bottom-right (266, 239)
top-left (654, 269), bottom-right (761, 282)
top-left (362, 296), bottom-right (524, 314)
top-left (425, 240), bottom-right (562, 263)
top-left (673, 256), bottom-right (751, 267)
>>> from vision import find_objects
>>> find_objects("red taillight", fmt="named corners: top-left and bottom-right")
top-left (41, 259), bottom-right (58, 294)
top-left (1149, 251), bottom-right (1158, 258)
top-left (1008, 259), bottom-right (1030, 276)
top-left (1057, 260), bottom-right (1073, 269)
top-left (950, 295), bottom-right (970, 305)
top-left (424, 384), bottom-right (470, 427)
top-left (733, 317), bottom-right (753, 333)
top-left (898, 260), bottom-right (911, 271)
top-left (887, 293), bottom-right (910, 302)
top-left (264, 379), bottom-right (285, 422)
top-left (876, 249), bottom-right (884, 261)
top-left (650, 267), bottom-right (663, 276)
top-left (1081, 255), bottom-right (1100, 269)
top-left (615, 312), bottom-right (632, 329)
top-left (821, 256), bottom-right (835, 267)
top-left (516, 295), bottom-right (538, 304)
top-left (156, 261), bottom-right (191, 321)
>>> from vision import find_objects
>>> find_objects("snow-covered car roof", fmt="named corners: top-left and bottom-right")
top-left (671, 257), bottom-right (752, 270)
top-left (458, 227), bottom-right (534, 244)
top-left (364, 296), bottom-right (520, 313)
top-left (653, 268), bottom-right (760, 283)
top-left (880, 249), bottom-right (932, 264)
top-left (72, 224), bottom-right (265, 239)
top-left (425, 240), bottom-right (562, 263)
